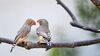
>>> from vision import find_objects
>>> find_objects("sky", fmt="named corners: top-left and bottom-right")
top-left (0, 0), bottom-right (98, 56)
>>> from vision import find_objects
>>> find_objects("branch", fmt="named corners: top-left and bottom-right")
top-left (91, 0), bottom-right (100, 9)
top-left (56, 0), bottom-right (100, 33)
top-left (26, 38), bottom-right (100, 49)
top-left (1, 37), bottom-right (100, 50)
top-left (0, 37), bottom-right (15, 44)
top-left (56, 0), bottom-right (77, 21)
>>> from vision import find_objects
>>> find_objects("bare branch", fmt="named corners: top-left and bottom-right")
top-left (0, 37), bottom-right (14, 44)
top-left (28, 38), bottom-right (100, 49)
top-left (1, 37), bottom-right (100, 50)
top-left (56, 0), bottom-right (100, 33)
top-left (56, 0), bottom-right (77, 21)
top-left (70, 22), bottom-right (100, 33)
top-left (91, 0), bottom-right (100, 8)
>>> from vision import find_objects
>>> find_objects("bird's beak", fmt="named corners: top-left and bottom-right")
top-left (33, 20), bottom-right (36, 25)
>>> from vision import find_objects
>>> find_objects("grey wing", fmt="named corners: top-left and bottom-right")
top-left (45, 32), bottom-right (51, 42)
top-left (37, 29), bottom-right (51, 41)
top-left (36, 27), bottom-right (48, 37)
top-left (15, 24), bottom-right (30, 41)
top-left (36, 27), bottom-right (51, 41)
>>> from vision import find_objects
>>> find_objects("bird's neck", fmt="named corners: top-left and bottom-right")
top-left (26, 23), bottom-right (32, 27)
top-left (40, 24), bottom-right (49, 28)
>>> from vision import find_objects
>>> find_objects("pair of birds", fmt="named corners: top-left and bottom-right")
top-left (10, 19), bottom-right (51, 52)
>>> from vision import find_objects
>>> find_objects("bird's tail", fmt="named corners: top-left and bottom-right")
top-left (10, 44), bottom-right (15, 53)
top-left (46, 42), bottom-right (51, 51)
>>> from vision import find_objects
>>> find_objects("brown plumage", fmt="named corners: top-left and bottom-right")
top-left (10, 18), bottom-right (36, 52)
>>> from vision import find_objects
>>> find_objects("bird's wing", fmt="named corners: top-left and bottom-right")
top-left (37, 31), bottom-right (51, 41)
top-left (15, 24), bottom-right (30, 42)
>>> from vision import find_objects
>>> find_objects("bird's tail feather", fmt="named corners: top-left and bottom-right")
top-left (10, 44), bottom-right (15, 53)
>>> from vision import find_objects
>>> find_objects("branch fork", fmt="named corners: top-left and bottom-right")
top-left (0, 0), bottom-right (100, 51)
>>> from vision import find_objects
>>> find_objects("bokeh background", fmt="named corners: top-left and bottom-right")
top-left (0, 0), bottom-right (100, 56)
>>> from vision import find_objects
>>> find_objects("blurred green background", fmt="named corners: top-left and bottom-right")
top-left (0, 0), bottom-right (100, 56)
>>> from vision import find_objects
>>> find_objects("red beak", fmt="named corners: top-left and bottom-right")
top-left (33, 20), bottom-right (36, 25)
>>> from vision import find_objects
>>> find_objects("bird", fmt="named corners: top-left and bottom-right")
top-left (36, 19), bottom-right (51, 51)
top-left (10, 18), bottom-right (36, 52)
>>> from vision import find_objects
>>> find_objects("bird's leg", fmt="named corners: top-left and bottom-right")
top-left (47, 42), bottom-right (52, 47)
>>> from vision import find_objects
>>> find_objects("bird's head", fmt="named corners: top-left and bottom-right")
top-left (37, 19), bottom-right (48, 26)
top-left (25, 18), bottom-right (36, 26)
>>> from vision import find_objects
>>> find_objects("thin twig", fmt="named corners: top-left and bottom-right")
top-left (56, 0), bottom-right (100, 33)
top-left (91, 0), bottom-right (100, 8)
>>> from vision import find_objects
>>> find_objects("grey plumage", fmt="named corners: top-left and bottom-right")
top-left (36, 19), bottom-right (51, 50)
